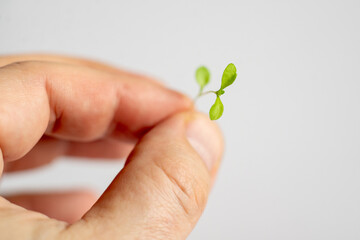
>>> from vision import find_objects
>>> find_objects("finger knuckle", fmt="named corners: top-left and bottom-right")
top-left (153, 155), bottom-right (209, 219)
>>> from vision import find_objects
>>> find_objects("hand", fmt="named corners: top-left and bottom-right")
top-left (0, 55), bottom-right (224, 239)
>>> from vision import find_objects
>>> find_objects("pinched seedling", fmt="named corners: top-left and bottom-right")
top-left (195, 63), bottom-right (237, 120)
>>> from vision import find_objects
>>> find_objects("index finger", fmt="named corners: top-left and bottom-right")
top-left (0, 61), bottom-right (192, 161)
top-left (0, 54), bottom-right (162, 85)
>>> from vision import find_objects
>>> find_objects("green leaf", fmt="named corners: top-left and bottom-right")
top-left (209, 97), bottom-right (224, 120)
top-left (220, 63), bottom-right (237, 90)
top-left (195, 66), bottom-right (210, 91)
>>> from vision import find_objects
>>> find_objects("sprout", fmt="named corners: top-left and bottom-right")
top-left (195, 63), bottom-right (237, 120)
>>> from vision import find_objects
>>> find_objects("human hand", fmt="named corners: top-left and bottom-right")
top-left (0, 55), bottom-right (224, 239)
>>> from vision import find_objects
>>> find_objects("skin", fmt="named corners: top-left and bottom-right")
top-left (0, 54), bottom-right (224, 240)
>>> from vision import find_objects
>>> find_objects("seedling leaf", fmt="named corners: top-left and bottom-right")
top-left (195, 66), bottom-right (210, 91)
top-left (220, 63), bottom-right (237, 89)
top-left (209, 97), bottom-right (224, 120)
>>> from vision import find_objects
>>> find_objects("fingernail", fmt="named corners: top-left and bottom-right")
top-left (186, 113), bottom-right (223, 171)
top-left (0, 148), bottom-right (3, 174)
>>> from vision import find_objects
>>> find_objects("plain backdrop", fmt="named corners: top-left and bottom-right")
top-left (1, 0), bottom-right (360, 239)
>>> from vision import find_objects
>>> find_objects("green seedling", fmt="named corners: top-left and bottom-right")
top-left (195, 63), bottom-right (237, 120)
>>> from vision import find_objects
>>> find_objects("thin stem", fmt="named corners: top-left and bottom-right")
top-left (194, 90), bottom-right (217, 101)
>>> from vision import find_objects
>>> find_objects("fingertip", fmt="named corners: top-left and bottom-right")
top-left (158, 86), bottom-right (194, 110)
top-left (152, 110), bottom-right (224, 180)
top-left (185, 112), bottom-right (224, 172)
top-left (160, 110), bottom-right (224, 177)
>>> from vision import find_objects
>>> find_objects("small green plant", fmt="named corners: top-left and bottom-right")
top-left (195, 63), bottom-right (237, 120)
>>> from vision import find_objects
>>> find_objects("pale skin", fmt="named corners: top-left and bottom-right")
top-left (0, 55), bottom-right (224, 239)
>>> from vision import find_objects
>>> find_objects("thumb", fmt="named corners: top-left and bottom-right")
top-left (68, 111), bottom-right (224, 240)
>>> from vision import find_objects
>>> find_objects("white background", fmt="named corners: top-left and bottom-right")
top-left (1, 0), bottom-right (360, 239)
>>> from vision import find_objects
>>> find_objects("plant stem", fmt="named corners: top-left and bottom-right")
top-left (194, 90), bottom-right (217, 101)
